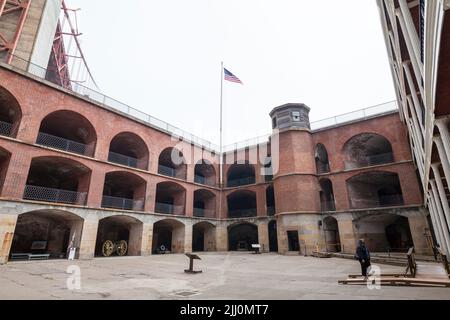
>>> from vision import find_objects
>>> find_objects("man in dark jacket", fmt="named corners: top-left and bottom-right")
top-left (355, 239), bottom-right (371, 279)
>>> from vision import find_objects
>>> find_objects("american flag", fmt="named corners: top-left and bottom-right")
top-left (224, 68), bottom-right (243, 84)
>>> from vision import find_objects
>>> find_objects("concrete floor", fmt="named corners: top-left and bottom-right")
top-left (0, 252), bottom-right (449, 300)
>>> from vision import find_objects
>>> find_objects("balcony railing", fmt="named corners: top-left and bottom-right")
top-left (228, 208), bottom-right (257, 218)
top-left (420, 0), bottom-right (425, 63)
top-left (227, 176), bottom-right (256, 188)
top-left (36, 132), bottom-right (90, 156)
top-left (24, 185), bottom-right (87, 205)
top-left (345, 153), bottom-right (394, 170)
top-left (194, 175), bottom-right (216, 187)
top-left (379, 195), bottom-right (404, 207)
top-left (193, 207), bottom-right (215, 217)
top-left (155, 202), bottom-right (185, 215)
top-left (0, 121), bottom-right (13, 137)
top-left (158, 164), bottom-right (175, 177)
top-left (320, 201), bottom-right (336, 212)
top-left (267, 206), bottom-right (276, 216)
top-left (101, 195), bottom-right (144, 211)
top-left (108, 151), bottom-right (144, 169)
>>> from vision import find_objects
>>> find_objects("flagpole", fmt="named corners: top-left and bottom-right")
top-left (219, 61), bottom-right (224, 187)
top-left (219, 61), bottom-right (224, 220)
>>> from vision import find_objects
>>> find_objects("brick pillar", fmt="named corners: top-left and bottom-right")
top-left (185, 190), bottom-right (194, 217)
top-left (2, 152), bottom-right (31, 200)
top-left (408, 214), bottom-right (433, 255)
top-left (145, 180), bottom-right (156, 213)
top-left (215, 225), bottom-right (228, 251)
top-left (298, 216), bottom-right (321, 255)
top-left (257, 222), bottom-right (269, 253)
top-left (333, 176), bottom-right (350, 211)
top-left (141, 223), bottom-right (153, 257)
top-left (276, 219), bottom-right (289, 254)
top-left (256, 187), bottom-right (267, 217)
top-left (78, 218), bottom-right (99, 260)
top-left (184, 222), bottom-right (192, 253)
top-left (0, 214), bottom-right (18, 264)
top-left (86, 168), bottom-right (105, 208)
top-left (337, 217), bottom-right (357, 254)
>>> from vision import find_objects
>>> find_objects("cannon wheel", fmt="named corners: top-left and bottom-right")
top-left (102, 240), bottom-right (115, 257)
top-left (116, 240), bottom-right (128, 256)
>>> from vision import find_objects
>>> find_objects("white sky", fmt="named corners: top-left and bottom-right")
top-left (65, 0), bottom-right (395, 146)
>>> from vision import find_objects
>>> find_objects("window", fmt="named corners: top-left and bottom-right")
top-left (292, 111), bottom-right (301, 122)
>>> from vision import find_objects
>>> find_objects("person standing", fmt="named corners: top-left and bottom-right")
top-left (355, 239), bottom-right (371, 279)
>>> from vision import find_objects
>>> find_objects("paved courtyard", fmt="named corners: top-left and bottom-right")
top-left (0, 252), bottom-right (449, 300)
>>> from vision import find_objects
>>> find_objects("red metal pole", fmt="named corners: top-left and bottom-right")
top-left (0, 0), bottom-right (7, 17)
top-left (6, 0), bottom-right (31, 64)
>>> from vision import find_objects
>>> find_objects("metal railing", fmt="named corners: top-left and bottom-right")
top-left (155, 202), bottom-right (185, 215)
top-left (310, 101), bottom-right (398, 131)
top-left (420, 0), bottom-right (425, 63)
top-left (320, 201), bottom-right (336, 212)
top-left (23, 185), bottom-right (87, 205)
top-left (1, 55), bottom-right (399, 154)
top-left (344, 152), bottom-right (394, 170)
top-left (158, 164), bottom-right (186, 179)
top-left (222, 101), bottom-right (398, 152)
top-left (108, 151), bottom-right (145, 169)
top-left (227, 176), bottom-right (256, 188)
top-left (2, 55), bottom-right (220, 152)
top-left (193, 207), bottom-right (215, 217)
top-left (378, 195), bottom-right (404, 207)
top-left (228, 208), bottom-right (257, 218)
top-left (36, 132), bottom-right (89, 156)
top-left (194, 175), bottom-right (216, 187)
top-left (0, 121), bottom-right (13, 137)
top-left (101, 195), bottom-right (144, 211)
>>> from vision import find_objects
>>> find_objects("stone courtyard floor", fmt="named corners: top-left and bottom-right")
top-left (0, 252), bottom-right (449, 300)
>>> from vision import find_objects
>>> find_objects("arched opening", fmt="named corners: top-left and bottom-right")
top-left (95, 215), bottom-right (143, 257)
top-left (194, 160), bottom-right (216, 186)
top-left (0, 86), bottom-right (22, 137)
top-left (158, 147), bottom-right (187, 179)
top-left (10, 210), bottom-right (83, 261)
top-left (266, 185), bottom-right (276, 216)
top-left (346, 172), bottom-right (404, 209)
top-left (108, 132), bottom-right (149, 170)
top-left (319, 179), bottom-right (336, 212)
top-left (268, 220), bottom-right (278, 252)
top-left (24, 157), bottom-right (91, 205)
top-left (193, 189), bottom-right (216, 218)
top-left (227, 163), bottom-right (256, 187)
top-left (315, 144), bottom-right (330, 174)
top-left (37, 110), bottom-right (97, 157)
top-left (192, 222), bottom-right (216, 252)
top-left (101, 172), bottom-right (146, 211)
top-left (155, 182), bottom-right (186, 215)
top-left (263, 157), bottom-right (274, 182)
top-left (228, 223), bottom-right (258, 251)
top-left (152, 219), bottom-right (185, 254)
top-left (0, 147), bottom-right (11, 195)
top-left (227, 190), bottom-right (257, 218)
top-left (355, 214), bottom-right (413, 252)
top-left (323, 216), bottom-right (341, 252)
top-left (343, 133), bottom-right (394, 169)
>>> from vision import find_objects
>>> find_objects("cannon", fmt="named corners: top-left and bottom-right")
top-left (102, 240), bottom-right (128, 257)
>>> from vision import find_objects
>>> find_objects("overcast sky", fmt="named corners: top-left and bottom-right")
top-left (64, 0), bottom-right (395, 146)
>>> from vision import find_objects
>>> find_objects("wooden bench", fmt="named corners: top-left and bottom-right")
top-left (28, 254), bottom-right (50, 261)
top-left (251, 244), bottom-right (261, 254)
top-left (10, 253), bottom-right (50, 261)
top-left (10, 253), bottom-right (32, 261)
top-left (437, 248), bottom-right (450, 278)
